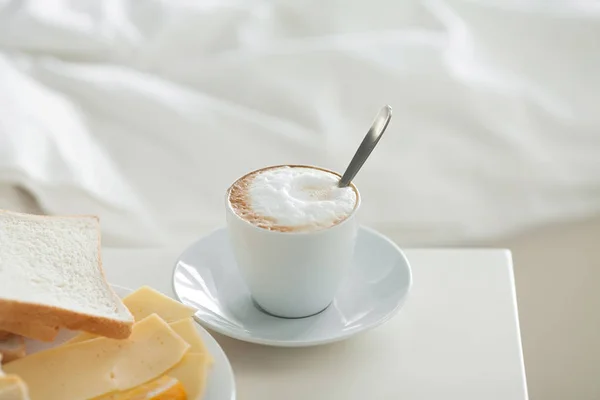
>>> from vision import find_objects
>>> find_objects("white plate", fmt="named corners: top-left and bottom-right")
top-left (172, 226), bottom-right (412, 347)
top-left (24, 285), bottom-right (236, 400)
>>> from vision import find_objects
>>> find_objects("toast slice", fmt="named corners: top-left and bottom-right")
top-left (0, 334), bottom-right (25, 363)
top-left (0, 210), bottom-right (134, 339)
top-left (0, 321), bottom-right (58, 343)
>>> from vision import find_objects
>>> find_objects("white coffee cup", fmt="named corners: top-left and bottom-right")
top-left (225, 166), bottom-right (361, 318)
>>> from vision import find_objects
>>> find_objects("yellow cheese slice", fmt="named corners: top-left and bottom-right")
top-left (4, 314), bottom-right (190, 400)
top-left (169, 318), bottom-right (212, 363)
top-left (93, 319), bottom-right (212, 400)
top-left (93, 376), bottom-right (186, 400)
top-left (0, 375), bottom-right (31, 400)
top-left (124, 286), bottom-right (197, 323)
top-left (66, 287), bottom-right (196, 345)
top-left (167, 354), bottom-right (210, 400)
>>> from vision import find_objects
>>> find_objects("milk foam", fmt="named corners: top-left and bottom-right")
top-left (230, 166), bottom-right (357, 231)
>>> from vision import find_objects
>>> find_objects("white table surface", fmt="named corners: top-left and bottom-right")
top-left (102, 247), bottom-right (528, 400)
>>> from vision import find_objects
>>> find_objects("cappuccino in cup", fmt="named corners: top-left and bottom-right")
top-left (226, 165), bottom-right (360, 318)
top-left (228, 165), bottom-right (358, 232)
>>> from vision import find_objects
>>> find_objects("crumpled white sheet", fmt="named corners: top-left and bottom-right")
top-left (1, 0), bottom-right (600, 247)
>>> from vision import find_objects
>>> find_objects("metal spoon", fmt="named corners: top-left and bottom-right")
top-left (338, 105), bottom-right (392, 187)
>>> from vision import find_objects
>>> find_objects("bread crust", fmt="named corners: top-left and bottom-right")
top-left (0, 321), bottom-right (58, 342)
top-left (0, 210), bottom-right (134, 340)
top-left (0, 299), bottom-right (132, 339)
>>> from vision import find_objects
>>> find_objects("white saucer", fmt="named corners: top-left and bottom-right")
top-left (172, 226), bottom-right (412, 347)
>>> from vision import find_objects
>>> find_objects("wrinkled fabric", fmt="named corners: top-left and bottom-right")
top-left (0, 0), bottom-right (599, 247)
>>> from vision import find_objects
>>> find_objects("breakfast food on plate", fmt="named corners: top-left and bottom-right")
top-left (0, 210), bottom-right (212, 399)
top-left (0, 210), bottom-right (134, 340)
top-left (0, 334), bottom-right (25, 363)
top-left (2, 286), bottom-right (212, 400)
top-left (4, 314), bottom-right (191, 399)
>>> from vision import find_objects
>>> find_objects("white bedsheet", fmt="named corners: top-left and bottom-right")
top-left (1, 0), bottom-right (599, 247)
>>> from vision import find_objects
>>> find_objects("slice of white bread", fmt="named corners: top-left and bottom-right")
top-left (0, 334), bottom-right (25, 363)
top-left (0, 210), bottom-right (134, 339)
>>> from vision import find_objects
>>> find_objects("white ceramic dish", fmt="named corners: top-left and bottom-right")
top-left (24, 285), bottom-right (236, 400)
top-left (172, 226), bottom-right (412, 347)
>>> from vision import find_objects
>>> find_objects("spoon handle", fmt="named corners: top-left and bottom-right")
top-left (338, 105), bottom-right (392, 187)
